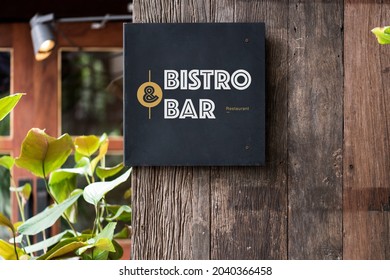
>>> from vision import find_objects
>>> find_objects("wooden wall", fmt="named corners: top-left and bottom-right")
top-left (132, 0), bottom-right (390, 260)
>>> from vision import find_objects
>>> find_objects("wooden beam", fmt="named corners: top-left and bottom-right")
top-left (343, 0), bottom-right (390, 259)
top-left (210, 0), bottom-right (288, 260)
top-left (132, 0), bottom-right (288, 260)
top-left (287, 0), bottom-right (344, 259)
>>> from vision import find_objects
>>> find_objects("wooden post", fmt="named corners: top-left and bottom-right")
top-left (287, 1), bottom-right (344, 259)
top-left (132, 0), bottom-right (343, 259)
top-left (344, 0), bottom-right (390, 259)
top-left (132, 0), bottom-right (288, 260)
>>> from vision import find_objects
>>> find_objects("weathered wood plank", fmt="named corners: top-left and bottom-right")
top-left (344, 0), bottom-right (390, 259)
top-left (287, 0), bottom-right (344, 260)
top-left (210, 0), bottom-right (288, 260)
top-left (133, 0), bottom-right (288, 260)
top-left (132, 0), bottom-right (212, 260)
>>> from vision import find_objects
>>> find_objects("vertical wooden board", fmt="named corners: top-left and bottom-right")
top-left (9, 23), bottom-right (59, 222)
top-left (0, 24), bottom-right (12, 46)
top-left (132, 167), bottom-right (196, 259)
top-left (344, 0), bottom-right (390, 259)
top-left (288, 0), bottom-right (343, 259)
top-left (210, 0), bottom-right (288, 259)
top-left (132, 0), bottom-right (212, 260)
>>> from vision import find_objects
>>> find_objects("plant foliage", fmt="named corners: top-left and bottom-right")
top-left (0, 94), bottom-right (132, 260)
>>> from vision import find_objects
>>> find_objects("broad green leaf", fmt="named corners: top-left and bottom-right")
top-left (114, 226), bottom-right (131, 239)
top-left (109, 239), bottom-right (124, 260)
top-left (38, 240), bottom-right (87, 260)
top-left (0, 93), bottom-right (23, 121)
top-left (92, 222), bottom-right (116, 260)
top-left (83, 169), bottom-right (131, 206)
top-left (106, 205), bottom-right (132, 222)
top-left (15, 129), bottom-right (74, 178)
top-left (23, 230), bottom-right (71, 254)
top-left (0, 213), bottom-right (15, 233)
top-left (93, 238), bottom-right (115, 260)
top-left (96, 162), bottom-right (124, 180)
top-left (0, 240), bottom-right (24, 260)
top-left (76, 238), bottom-right (115, 259)
top-left (10, 183), bottom-right (32, 202)
top-left (0, 155), bottom-right (15, 170)
top-left (74, 135), bottom-right (100, 157)
top-left (75, 156), bottom-right (92, 176)
top-left (49, 170), bottom-right (78, 223)
top-left (76, 223), bottom-right (117, 259)
top-left (96, 222), bottom-right (116, 240)
top-left (18, 189), bottom-right (83, 235)
top-left (372, 27), bottom-right (390, 44)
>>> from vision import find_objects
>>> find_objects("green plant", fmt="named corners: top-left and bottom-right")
top-left (372, 26), bottom-right (390, 44)
top-left (0, 94), bottom-right (132, 260)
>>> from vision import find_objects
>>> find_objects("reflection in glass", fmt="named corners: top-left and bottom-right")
top-left (0, 51), bottom-right (11, 136)
top-left (61, 51), bottom-right (123, 136)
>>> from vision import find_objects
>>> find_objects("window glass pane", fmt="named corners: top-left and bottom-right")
top-left (61, 51), bottom-right (123, 136)
top-left (0, 154), bottom-right (11, 240)
top-left (0, 51), bottom-right (11, 136)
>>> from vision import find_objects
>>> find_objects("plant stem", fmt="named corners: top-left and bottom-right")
top-left (92, 205), bottom-right (99, 235)
top-left (12, 229), bottom-right (19, 260)
top-left (84, 172), bottom-right (91, 185)
top-left (14, 188), bottom-right (25, 222)
top-left (42, 167), bottom-right (78, 236)
top-left (10, 177), bottom-right (33, 255)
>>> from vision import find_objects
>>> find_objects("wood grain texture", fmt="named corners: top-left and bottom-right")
top-left (344, 0), bottom-right (390, 259)
top-left (132, 0), bottom-right (288, 260)
top-left (0, 24), bottom-right (12, 46)
top-left (210, 0), bottom-right (288, 260)
top-left (4, 0), bottom-right (388, 260)
top-left (287, 0), bottom-right (344, 259)
top-left (132, 0), bottom-right (213, 260)
top-left (12, 23), bottom-right (51, 221)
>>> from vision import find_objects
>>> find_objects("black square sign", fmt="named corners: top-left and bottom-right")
top-left (124, 23), bottom-right (266, 166)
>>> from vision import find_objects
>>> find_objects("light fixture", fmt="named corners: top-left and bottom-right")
top-left (30, 13), bottom-right (133, 61)
top-left (30, 14), bottom-right (56, 61)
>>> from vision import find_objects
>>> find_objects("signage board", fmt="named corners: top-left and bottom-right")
top-left (124, 23), bottom-right (266, 166)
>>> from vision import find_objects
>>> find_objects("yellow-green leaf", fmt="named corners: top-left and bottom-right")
top-left (10, 183), bottom-right (32, 202)
top-left (106, 205), bottom-right (132, 222)
top-left (15, 128), bottom-right (74, 178)
top-left (74, 135), bottom-right (100, 157)
top-left (114, 226), bottom-right (131, 239)
top-left (372, 27), bottom-right (390, 45)
top-left (49, 171), bottom-right (78, 223)
top-left (0, 155), bottom-right (15, 170)
top-left (90, 137), bottom-right (109, 174)
top-left (92, 238), bottom-right (115, 260)
top-left (38, 240), bottom-right (87, 260)
top-left (0, 93), bottom-right (23, 121)
top-left (0, 213), bottom-right (15, 233)
top-left (96, 163), bottom-right (124, 180)
top-left (0, 240), bottom-right (24, 260)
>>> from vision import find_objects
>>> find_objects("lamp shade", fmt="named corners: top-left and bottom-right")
top-left (30, 14), bottom-right (56, 61)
